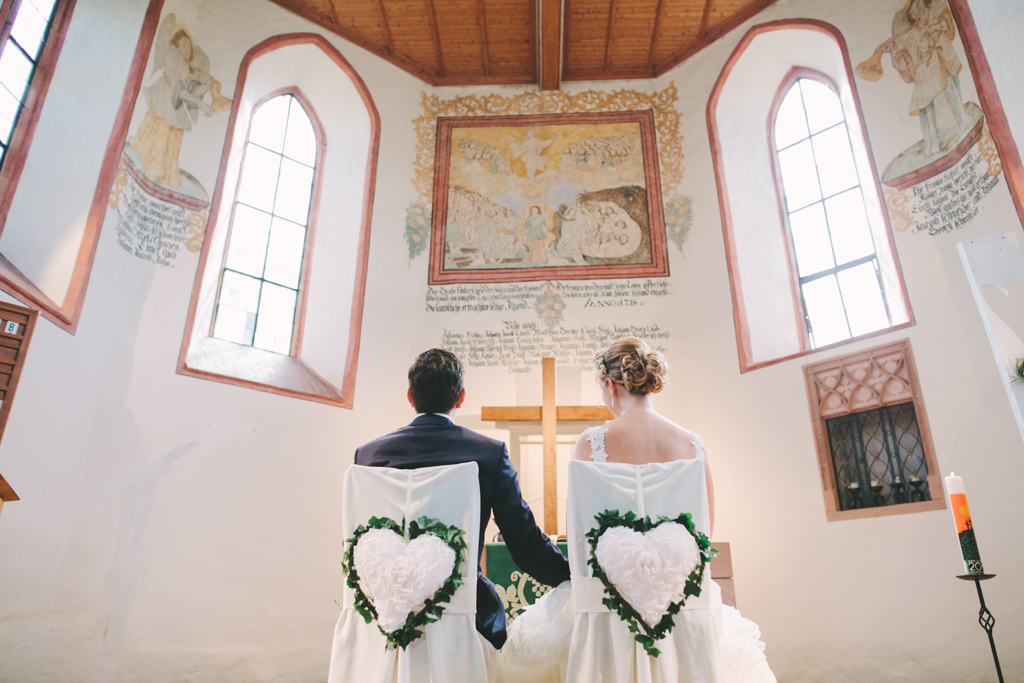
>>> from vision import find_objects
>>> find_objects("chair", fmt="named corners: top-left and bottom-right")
top-left (327, 462), bottom-right (492, 683)
top-left (565, 459), bottom-right (724, 683)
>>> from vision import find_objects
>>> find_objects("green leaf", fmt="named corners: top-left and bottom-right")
top-left (586, 508), bottom-right (711, 659)
top-left (338, 514), bottom-right (468, 651)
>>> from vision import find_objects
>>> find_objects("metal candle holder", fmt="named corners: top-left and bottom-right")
top-left (956, 573), bottom-right (1003, 683)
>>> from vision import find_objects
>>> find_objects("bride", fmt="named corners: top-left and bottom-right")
top-left (501, 336), bottom-right (776, 682)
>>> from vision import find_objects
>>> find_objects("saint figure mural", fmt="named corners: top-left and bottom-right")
top-left (126, 14), bottom-right (231, 197)
top-left (857, 0), bottom-right (984, 184)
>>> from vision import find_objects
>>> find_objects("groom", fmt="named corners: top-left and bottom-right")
top-left (354, 348), bottom-right (570, 649)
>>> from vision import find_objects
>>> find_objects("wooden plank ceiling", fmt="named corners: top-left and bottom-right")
top-left (269, 0), bottom-right (778, 87)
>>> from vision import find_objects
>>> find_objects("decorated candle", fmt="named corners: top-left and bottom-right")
top-left (944, 472), bottom-right (985, 575)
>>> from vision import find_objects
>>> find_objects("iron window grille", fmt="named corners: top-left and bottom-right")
top-left (826, 401), bottom-right (932, 511)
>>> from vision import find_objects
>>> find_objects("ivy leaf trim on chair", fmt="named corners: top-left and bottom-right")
top-left (586, 509), bottom-right (717, 657)
top-left (342, 515), bottom-right (467, 650)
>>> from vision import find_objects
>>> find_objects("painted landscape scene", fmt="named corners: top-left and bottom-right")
top-left (430, 112), bottom-right (668, 284)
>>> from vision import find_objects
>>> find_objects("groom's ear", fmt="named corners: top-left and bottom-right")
top-left (454, 388), bottom-right (466, 409)
top-left (407, 388), bottom-right (416, 410)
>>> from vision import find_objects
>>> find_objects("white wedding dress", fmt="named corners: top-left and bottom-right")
top-left (501, 428), bottom-right (776, 683)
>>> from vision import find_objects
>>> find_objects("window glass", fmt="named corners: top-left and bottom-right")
top-left (775, 78), bottom-right (890, 348)
top-left (214, 94), bottom-right (317, 355)
top-left (0, 0), bottom-right (60, 169)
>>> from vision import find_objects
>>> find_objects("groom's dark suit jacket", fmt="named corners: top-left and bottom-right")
top-left (354, 413), bottom-right (570, 649)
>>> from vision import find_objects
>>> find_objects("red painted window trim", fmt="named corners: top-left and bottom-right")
top-left (707, 19), bottom-right (915, 374)
top-left (0, 0), bottom-right (78, 237)
top-left (0, 0), bottom-right (80, 327)
top-left (209, 86), bottom-right (326, 357)
top-left (177, 33), bottom-right (380, 409)
top-left (946, 0), bottom-right (1024, 231)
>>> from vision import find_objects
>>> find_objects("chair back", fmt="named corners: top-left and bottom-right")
top-left (329, 462), bottom-right (486, 683)
top-left (566, 458), bottom-right (711, 609)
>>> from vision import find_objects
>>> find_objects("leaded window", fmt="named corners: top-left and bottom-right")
top-left (826, 402), bottom-right (932, 511)
top-left (0, 0), bottom-right (59, 171)
top-left (213, 93), bottom-right (317, 355)
top-left (803, 340), bottom-right (944, 521)
top-left (774, 77), bottom-right (891, 348)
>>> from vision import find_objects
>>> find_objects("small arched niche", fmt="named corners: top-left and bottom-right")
top-left (708, 21), bottom-right (913, 372)
top-left (178, 35), bottom-right (379, 408)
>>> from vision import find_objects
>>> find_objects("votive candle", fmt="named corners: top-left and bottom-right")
top-left (944, 472), bottom-right (985, 575)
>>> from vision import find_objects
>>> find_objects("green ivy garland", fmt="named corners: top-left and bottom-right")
top-left (586, 509), bottom-right (717, 657)
top-left (342, 515), bottom-right (467, 650)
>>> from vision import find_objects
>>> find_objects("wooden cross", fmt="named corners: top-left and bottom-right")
top-left (481, 357), bottom-right (612, 534)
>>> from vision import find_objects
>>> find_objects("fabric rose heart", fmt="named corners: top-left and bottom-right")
top-left (595, 522), bottom-right (701, 627)
top-left (353, 528), bottom-right (456, 633)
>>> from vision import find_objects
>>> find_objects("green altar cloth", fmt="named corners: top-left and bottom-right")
top-left (486, 541), bottom-right (568, 623)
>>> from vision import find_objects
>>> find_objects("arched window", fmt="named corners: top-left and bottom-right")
top-left (213, 94), bottom-right (317, 355)
top-left (708, 22), bottom-right (913, 372)
top-left (772, 77), bottom-right (890, 349)
top-left (178, 35), bottom-right (379, 409)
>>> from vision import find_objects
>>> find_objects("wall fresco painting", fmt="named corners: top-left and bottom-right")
top-left (123, 13), bottom-right (231, 210)
top-left (429, 111), bottom-right (669, 284)
top-left (856, 0), bottom-right (984, 189)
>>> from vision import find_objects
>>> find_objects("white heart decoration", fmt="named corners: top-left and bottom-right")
top-left (353, 528), bottom-right (456, 633)
top-left (595, 522), bottom-right (701, 627)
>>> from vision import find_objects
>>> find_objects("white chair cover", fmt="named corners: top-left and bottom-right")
top-left (566, 459), bottom-right (724, 683)
top-left (327, 462), bottom-right (493, 683)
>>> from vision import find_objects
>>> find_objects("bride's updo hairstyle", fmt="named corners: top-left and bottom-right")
top-left (597, 336), bottom-right (668, 395)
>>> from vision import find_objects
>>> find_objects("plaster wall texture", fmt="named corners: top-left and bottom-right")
top-left (0, 0), bottom-right (1021, 681)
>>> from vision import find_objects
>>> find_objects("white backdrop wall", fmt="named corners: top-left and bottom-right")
top-left (0, 0), bottom-right (1022, 681)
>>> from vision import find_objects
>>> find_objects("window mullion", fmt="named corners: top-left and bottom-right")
top-left (849, 412), bottom-right (872, 509)
top-left (797, 81), bottom-right (841, 272)
top-left (872, 258), bottom-right (894, 325)
top-left (250, 96), bottom-right (292, 351)
top-left (0, 0), bottom-right (26, 65)
top-left (797, 253), bottom-right (876, 285)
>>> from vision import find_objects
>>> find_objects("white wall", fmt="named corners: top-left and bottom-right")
top-left (0, 0), bottom-right (1022, 681)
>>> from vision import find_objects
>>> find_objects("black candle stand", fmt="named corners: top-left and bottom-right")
top-left (956, 574), bottom-right (1003, 683)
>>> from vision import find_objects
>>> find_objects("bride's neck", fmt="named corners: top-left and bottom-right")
top-left (615, 391), bottom-right (654, 416)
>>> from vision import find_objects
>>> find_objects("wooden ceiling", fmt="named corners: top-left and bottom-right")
top-left (269, 0), bottom-right (778, 88)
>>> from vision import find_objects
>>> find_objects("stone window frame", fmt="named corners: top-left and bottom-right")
top-left (802, 338), bottom-right (945, 521)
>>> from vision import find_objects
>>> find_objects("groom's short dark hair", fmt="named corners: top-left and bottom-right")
top-left (409, 349), bottom-right (464, 414)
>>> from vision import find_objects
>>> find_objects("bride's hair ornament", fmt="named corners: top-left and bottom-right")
top-left (599, 336), bottom-right (668, 394)
top-left (593, 349), bottom-right (608, 375)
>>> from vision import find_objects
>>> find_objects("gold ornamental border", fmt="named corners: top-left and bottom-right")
top-left (412, 82), bottom-right (683, 202)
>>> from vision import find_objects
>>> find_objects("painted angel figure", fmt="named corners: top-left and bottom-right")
top-left (509, 130), bottom-right (560, 179)
top-left (129, 14), bottom-right (231, 188)
top-left (858, 0), bottom-right (973, 158)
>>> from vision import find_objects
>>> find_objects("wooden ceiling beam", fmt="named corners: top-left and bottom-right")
top-left (325, 0), bottom-right (341, 28)
top-left (267, 0), bottom-right (442, 84)
top-left (374, 0), bottom-right (396, 55)
top-left (646, 0), bottom-right (666, 72)
top-left (426, 0), bottom-right (446, 77)
top-left (540, 0), bottom-right (561, 90)
top-left (655, 0), bottom-right (779, 76)
top-left (698, 0), bottom-right (714, 38)
top-left (477, 0), bottom-right (491, 77)
top-left (603, 0), bottom-right (617, 73)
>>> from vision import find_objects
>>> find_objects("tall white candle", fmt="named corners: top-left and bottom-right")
top-left (944, 472), bottom-right (984, 575)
